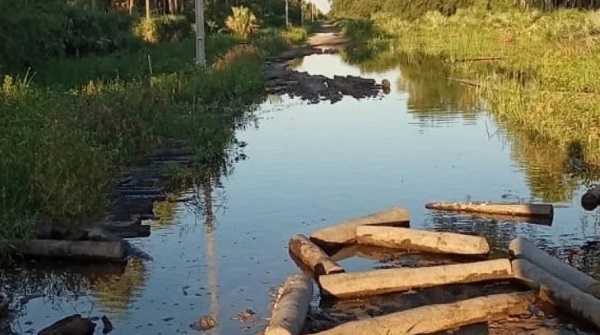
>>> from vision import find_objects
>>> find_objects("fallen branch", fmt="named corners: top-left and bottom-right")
top-left (356, 226), bottom-right (490, 256)
top-left (288, 234), bottom-right (344, 276)
top-left (310, 207), bottom-right (410, 249)
top-left (512, 259), bottom-right (600, 330)
top-left (509, 237), bottom-right (600, 298)
top-left (311, 291), bottom-right (535, 335)
top-left (264, 273), bottom-right (313, 335)
top-left (425, 201), bottom-right (553, 218)
top-left (318, 258), bottom-right (513, 299)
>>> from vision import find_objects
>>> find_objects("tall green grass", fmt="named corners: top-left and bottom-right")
top-left (338, 1), bottom-right (600, 164)
top-left (0, 37), bottom-right (268, 249)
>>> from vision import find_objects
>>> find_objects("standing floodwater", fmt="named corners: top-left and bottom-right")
top-left (2, 51), bottom-right (599, 335)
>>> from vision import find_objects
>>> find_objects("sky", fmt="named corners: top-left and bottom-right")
top-left (310, 0), bottom-right (331, 13)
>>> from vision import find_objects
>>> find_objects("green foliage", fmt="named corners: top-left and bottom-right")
top-left (331, 0), bottom-right (475, 20)
top-left (0, 41), bottom-right (266, 245)
top-left (282, 26), bottom-right (309, 44)
top-left (225, 6), bottom-right (259, 40)
top-left (346, 0), bottom-right (600, 164)
top-left (135, 15), bottom-right (192, 43)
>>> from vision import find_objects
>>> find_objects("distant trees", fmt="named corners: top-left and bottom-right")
top-left (329, 0), bottom-right (600, 20)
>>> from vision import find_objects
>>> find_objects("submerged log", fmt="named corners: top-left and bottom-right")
top-left (38, 314), bottom-right (96, 335)
top-left (101, 223), bottom-right (151, 239)
top-left (509, 237), bottom-right (600, 298)
top-left (264, 273), bottom-right (313, 335)
top-left (312, 291), bottom-right (535, 335)
top-left (581, 184), bottom-right (600, 211)
top-left (425, 201), bottom-right (553, 218)
top-left (356, 226), bottom-right (490, 256)
top-left (288, 235), bottom-right (345, 276)
top-left (10, 239), bottom-right (125, 261)
top-left (512, 259), bottom-right (600, 329)
top-left (310, 207), bottom-right (410, 249)
top-left (318, 258), bottom-right (513, 299)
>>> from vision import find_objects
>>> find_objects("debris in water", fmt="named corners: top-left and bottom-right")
top-left (190, 315), bottom-right (217, 331)
top-left (101, 315), bottom-right (113, 334)
top-left (233, 309), bottom-right (258, 329)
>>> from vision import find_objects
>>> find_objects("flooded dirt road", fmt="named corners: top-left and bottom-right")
top-left (3, 49), bottom-right (600, 335)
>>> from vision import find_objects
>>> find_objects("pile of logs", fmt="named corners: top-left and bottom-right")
top-left (263, 202), bottom-right (600, 335)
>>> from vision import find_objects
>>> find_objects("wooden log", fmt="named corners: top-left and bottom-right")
top-left (288, 234), bottom-right (345, 276)
top-left (311, 291), bottom-right (535, 335)
top-left (10, 239), bottom-right (125, 261)
top-left (512, 259), bottom-right (600, 329)
top-left (318, 258), bottom-right (513, 299)
top-left (356, 226), bottom-right (490, 256)
top-left (38, 314), bottom-right (96, 335)
top-left (310, 207), bottom-right (410, 249)
top-left (509, 237), bottom-right (600, 298)
top-left (581, 184), bottom-right (600, 211)
top-left (425, 201), bottom-right (553, 218)
top-left (264, 273), bottom-right (313, 335)
top-left (468, 212), bottom-right (553, 226)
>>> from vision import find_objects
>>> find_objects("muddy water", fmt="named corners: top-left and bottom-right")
top-left (4, 52), bottom-right (600, 335)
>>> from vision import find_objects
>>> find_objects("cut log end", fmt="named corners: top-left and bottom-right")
top-left (581, 192), bottom-right (599, 211)
top-left (289, 234), bottom-right (345, 276)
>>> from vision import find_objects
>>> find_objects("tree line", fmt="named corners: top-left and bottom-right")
top-left (0, 0), bottom-right (313, 74)
top-left (329, 0), bottom-right (600, 21)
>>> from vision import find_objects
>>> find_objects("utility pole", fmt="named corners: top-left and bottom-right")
top-left (285, 0), bottom-right (289, 27)
top-left (195, 0), bottom-right (206, 66)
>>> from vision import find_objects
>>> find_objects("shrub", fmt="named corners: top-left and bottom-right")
top-left (135, 15), bottom-right (193, 43)
top-left (225, 6), bottom-right (259, 40)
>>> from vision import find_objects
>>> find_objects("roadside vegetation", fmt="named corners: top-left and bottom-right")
top-left (331, 0), bottom-right (600, 167)
top-left (0, 0), bottom-right (320, 248)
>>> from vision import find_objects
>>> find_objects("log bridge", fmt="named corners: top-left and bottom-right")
top-left (264, 203), bottom-right (599, 335)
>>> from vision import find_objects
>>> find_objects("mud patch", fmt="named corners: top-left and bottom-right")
top-left (265, 47), bottom-right (383, 104)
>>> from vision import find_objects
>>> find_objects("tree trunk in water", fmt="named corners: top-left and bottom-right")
top-left (311, 292), bottom-right (536, 335)
top-left (512, 259), bottom-right (600, 329)
top-left (309, 207), bottom-right (410, 250)
top-left (356, 226), bottom-right (490, 256)
top-left (264, 274), bottom-right (313, 335)
top-left (318, 258), bottom-right (513, 299)
top-left (425, 201), bottom-right (553, 218)
top-left (288, 234), bottom-right (345, 276)
top-left (509, 237), bottom-right (600, 298)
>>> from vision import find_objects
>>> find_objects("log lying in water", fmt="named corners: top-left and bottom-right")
top-left (318, 258), bottom-right (513, 299)
top-left (356, 226), bottom-right (490, 256)
top-left (311, 291), bottom-right (535, 335)
top-left (468, 212), bottom-right (553, 226)
top-left (264, 273), bottom-right (313, 335)
top-left (509, 237), bottom-right (600, 298)
top-left (512, 259), bottom-right (600, 329)
top-left (38, 314), bottom-right (96, 335)
top-left (101, 222), bottom-right (151, 239)
top-left (9, 239), bottom-right (125, 261)
top-left (581, 184), bottom-right (600, 211)
top-left (289, 234), bottom-right (345, 276)
top-left (310, 207), bottom-right (410, 249)
top-left (425, 201), bottom-right (553, 218)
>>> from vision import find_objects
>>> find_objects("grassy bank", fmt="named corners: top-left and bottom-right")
top-left (0, 25), bottom-right (308, 248)
top-left (337, 1), bottom-right (600, 165)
